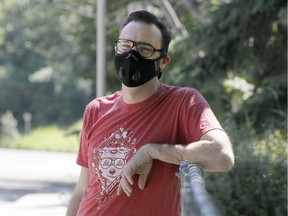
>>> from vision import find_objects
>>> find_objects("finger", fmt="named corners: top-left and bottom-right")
top-left (117, 183), bottom-right (123, 196)
top-left (138, 174), bottom-right (148, 190)
top-left (118, 176), bottom-right (133, 197)
top-left (123, 183), bottom-right (132, 197)
top-left (125, 173), bottom-right (134, 186)
top-left (123, 175), bottom-right (133, 197)
top-left (117, 182), bottom-right (132, 197)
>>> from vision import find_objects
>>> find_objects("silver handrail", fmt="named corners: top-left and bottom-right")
top-left (177, 160), bottom-right (222, 216)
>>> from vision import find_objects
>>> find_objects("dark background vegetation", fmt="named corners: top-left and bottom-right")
top-left (0, 0), bottom-right (286, 215)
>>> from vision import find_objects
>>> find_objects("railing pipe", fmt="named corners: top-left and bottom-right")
top-left (177, 160), bottom-right (222, 216)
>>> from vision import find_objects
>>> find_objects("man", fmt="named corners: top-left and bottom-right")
top-left (66, 10), bottom-right (234, 216)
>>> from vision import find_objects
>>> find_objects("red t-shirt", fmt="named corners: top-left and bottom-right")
top-left (76, 84), bottom-right (223, 216)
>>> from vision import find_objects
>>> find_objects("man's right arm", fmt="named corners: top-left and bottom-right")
top-left (66, 167), bottom-right (89, 216)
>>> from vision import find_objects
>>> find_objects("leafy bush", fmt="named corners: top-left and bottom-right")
top-left (0, 110), bottom-right (20, 143)
top-left (205, 123), bottom-right (287, 215)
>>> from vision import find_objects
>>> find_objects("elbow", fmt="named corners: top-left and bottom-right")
top-left (206, 153), bottom-right (234, 172)
top-left (218, 150), bottom-right (235, 172)
top-left (206, 143), bottom-right (235, 172)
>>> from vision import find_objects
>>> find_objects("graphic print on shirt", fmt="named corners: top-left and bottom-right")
top-left (90, 124), bottom-right (137, 211)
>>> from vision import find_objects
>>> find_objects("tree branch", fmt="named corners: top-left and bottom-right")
top-left (181, 0), bottom-right (211, 25)
top-left (154, 0), bottom-right (188, 36)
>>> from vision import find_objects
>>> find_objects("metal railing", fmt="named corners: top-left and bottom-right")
top-left (177, 160), bottom-right (222, 216)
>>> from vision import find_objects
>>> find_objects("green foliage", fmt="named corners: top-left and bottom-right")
top-left (166, 0), bottom-right (287, 122)
top-left (0, 0), bottom-right (93, 129)
top-left (205, 120), bottom-right (287, 215)
top-left (0, 123), bottom-right (81, 152)
top-left (0, 110), bottom-right (20, 142)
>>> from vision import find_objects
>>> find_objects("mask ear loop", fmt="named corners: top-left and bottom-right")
top-left (156, 52), bottom-right (167, 79)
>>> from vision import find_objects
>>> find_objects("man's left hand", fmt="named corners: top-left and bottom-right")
top-left (117, 145), bottom-right (153, 197)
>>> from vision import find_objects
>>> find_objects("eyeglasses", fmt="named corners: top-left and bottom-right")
top-left (100, 157), bottom-right (126, 169)
top-left (115, 38), bottom-right (164, 58)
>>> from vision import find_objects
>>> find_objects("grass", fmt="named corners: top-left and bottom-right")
top-left (1, 121), bottom-right (82, 152)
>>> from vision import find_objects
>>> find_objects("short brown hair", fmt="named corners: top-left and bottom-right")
top-left (120, 10), bottom-right (172, 53)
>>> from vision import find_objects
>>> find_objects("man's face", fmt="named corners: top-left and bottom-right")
top-left (119, 21), bottom-right (163, 60)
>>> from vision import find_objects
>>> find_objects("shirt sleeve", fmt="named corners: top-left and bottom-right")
top-left (76, 105), bottom-right (92, 168)
top-left (181, 89), bottom-right (223, 142)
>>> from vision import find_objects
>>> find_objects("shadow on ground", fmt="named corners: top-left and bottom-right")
top-left (0, 178), bottom-right (75, 203)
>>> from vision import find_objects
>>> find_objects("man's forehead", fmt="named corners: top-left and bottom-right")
top-left (120, 21), bottom-right (162, 45)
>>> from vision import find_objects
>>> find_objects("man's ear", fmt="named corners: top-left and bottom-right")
top-left (160, 55), bottom-right (171, 70)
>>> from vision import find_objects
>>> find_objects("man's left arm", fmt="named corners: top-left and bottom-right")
top-left (150, 129), bottom-right (234, 172)
top-left (117, 129), bottom-right (234, 197)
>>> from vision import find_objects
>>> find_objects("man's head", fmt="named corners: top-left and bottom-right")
top-left (120, 10), bottom-right (172, 54)
top-left (114, 10), bottom-right (172, 87)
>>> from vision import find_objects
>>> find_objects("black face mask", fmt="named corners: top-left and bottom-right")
top-left (114, 50), bottom-right (162, 87)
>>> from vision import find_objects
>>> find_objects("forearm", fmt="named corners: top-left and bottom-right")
top-left (66, 167), bottom-right (89, 216)
top-left (66, 194), bottom-right (82, 216)
top-left (146, 139), bottom-right (234, 172)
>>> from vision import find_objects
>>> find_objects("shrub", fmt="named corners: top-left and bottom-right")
top-left (0, 111), bottom-right (20, 143)
top-left (205, 126), bottom-right (287, 215)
